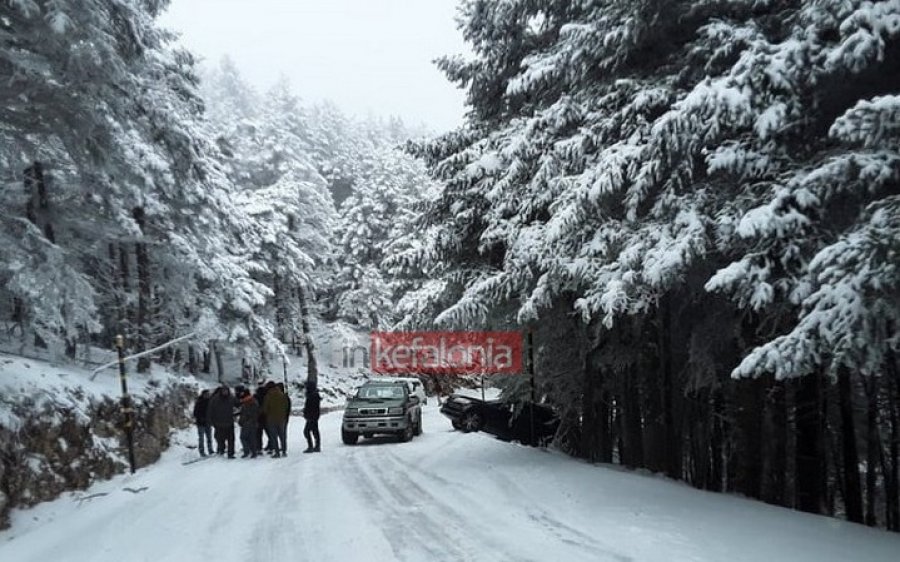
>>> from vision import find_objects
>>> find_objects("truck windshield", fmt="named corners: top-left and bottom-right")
top-left (357, 386), bottom-right (404, 400)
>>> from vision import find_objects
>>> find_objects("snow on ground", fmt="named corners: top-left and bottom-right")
top-left (1, 406), bottom-right (898, 562)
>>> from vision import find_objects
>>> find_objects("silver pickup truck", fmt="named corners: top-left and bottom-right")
top-left (342, 381), bottom-right (422, 445)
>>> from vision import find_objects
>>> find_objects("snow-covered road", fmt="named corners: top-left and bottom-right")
top-left (2, 406), bottom-right (899, 562)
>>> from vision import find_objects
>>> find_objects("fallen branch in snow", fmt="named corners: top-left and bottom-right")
top-left (75, 492), bottom-right (109, 505)
top-left (122, 486), bottom-right (148, 494)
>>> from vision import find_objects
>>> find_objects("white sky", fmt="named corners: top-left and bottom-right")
top-left (161, 0), bottom-right (469, 132)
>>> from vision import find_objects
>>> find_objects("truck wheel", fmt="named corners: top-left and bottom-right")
top-left (451, 420), bottom-right (462, 430)
top-left (342, 429), bottom-right (359, 445)
top-left (414, 414), bottom-right (423, 436)
top-left (461, 411), bottom-right (482, 433)
top-left (399, 419), bottom-right (414, 442)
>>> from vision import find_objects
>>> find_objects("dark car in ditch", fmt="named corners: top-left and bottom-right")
top-left (440, 393), bottom-right (559, 446)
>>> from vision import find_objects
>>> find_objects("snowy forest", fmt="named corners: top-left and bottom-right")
top-left (2, 0), bottom-right (900, 534)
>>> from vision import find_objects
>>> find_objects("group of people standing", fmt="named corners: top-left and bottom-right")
top-left (192, 380), bottom-right (321, 459)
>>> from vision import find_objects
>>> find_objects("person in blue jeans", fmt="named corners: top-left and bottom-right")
top-left (262, 382), bottom-right (289, 457)
top-left (237, 388), bottom-right (260, 458)
top-left (192, 389), bottom-right (213, 456)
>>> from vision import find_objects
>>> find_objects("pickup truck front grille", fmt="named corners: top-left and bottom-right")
top-left (359, 408), bottom-right (388, 416)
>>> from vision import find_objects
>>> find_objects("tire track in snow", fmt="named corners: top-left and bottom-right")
top-left (247, 457), bottom-right (304, 560)
top-left (339, 450), bottom-right (466, 561)
top-left (483, 466), bottom-right (632, 562)
top-left (344, 449), bottom-right (528, 561)
top-left (381, 446), bottom-right (632, 562)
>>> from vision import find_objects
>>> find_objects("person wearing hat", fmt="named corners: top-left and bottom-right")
top-left (302, 381), bottom-right (321, 453)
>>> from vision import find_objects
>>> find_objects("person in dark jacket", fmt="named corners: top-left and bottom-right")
top-left (192, 389), bottom-right (213, 456)
top-left (303, 380), bottom-right (321, 453)
top-left (207, 385), bottom-right (236, 458)
top-left (279, 382), bottom-right (292, 454)
top-left (237, 389), bottom-right (260, 458)
top-left (262, 382), bottom-right (289, 457)
top-left (254, 381), bottom-right (269, 454)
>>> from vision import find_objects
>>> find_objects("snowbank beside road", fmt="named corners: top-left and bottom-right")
top-left (0, 352), bottom-right (196, 528)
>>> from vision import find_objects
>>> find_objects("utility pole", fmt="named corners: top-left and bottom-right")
top-left (91, 331), bottom-right (197, 473)
top-left (116, 335), bottom-right (137, 474)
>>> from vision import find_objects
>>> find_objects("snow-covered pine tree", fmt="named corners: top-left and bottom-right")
top-left (334, 146), bottom-right (436, 329)
top-left (401, 0), bottom-right (900, 527)
top-left (0, 1), bottom-right (269, 372)
top-left (204, 69), bottom-right (336, 372)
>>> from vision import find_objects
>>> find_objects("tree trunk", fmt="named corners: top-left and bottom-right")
top-left (735, 376), bottom-right (765, 499)
top-left (202, 349), bottom-right (211, 374)
top-left (642, 350), bottom-right (666, 472)
top-left (581, 351), bottom-right (599, 461)
top-left (212, 340), bottom-right (224, 383)
top-left (764, 379), bottom-right (788, 506)
top-left (187, 345), bottom-right (198, 375)
top-left (297, 284), bottom-right (318, 386)
top-left (837, 365), bottom-right (864, 523)
top-left (683, 389), bottom-right (705, 488)
top-left (132, 207), bottom-right (152, 373)
top-left (659, 297), bottom-right (680, 479)
top-left (708, 389), bottom-right (725, 492)
top-left (24, 161), bottom-right (55, 243)
top-left (862, 376), bottom-right (880, 527)
top-left (886, 355), bottom-right (900, 531)
top-left (119, 243), bottom-right (130, 292)
top-left (581, 340), bottom-right (612, 462)
top-left (23, 162), bottom-right (52, 348)
top-left (598, 379), bottom-right (612, 463)
top-left (65, 338), bottom-right (77, 359)
top-left (273, 274), bottom-right (285, 343)
top-left (796, 371), bottom-right (825, 514)
top-left (621, 365), bottom-right (644, 468)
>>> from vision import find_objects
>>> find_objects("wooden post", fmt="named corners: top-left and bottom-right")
top-left (116, 335), bottom-right (137, 474)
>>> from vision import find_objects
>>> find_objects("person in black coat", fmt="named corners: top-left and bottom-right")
top-left (302, 380), bottom-right (321, 453)
top-left (279, 382), bottom-right (292, 454)
top-left (254, 382), bottom-right (269, 454)
top-left (207, 385), bottom-right (236, 458)
top-left (192, 389), bottom-right (213, 456)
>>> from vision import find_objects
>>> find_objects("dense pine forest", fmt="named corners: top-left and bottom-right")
top-left (1, 0), bottom-right (899, 531)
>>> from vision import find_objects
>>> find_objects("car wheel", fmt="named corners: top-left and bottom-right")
top-left (342, 429), bottom-right (359, 445)
top-left (399, 418), bottom-right (414, 442)
top-left (451, 420), bottom-right (462, 430)
top-left (461, 411), bottom-right (482, 433)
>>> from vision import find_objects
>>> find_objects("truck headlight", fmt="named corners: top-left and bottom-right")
top-left (388, 407), bottom-right (403, 415)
